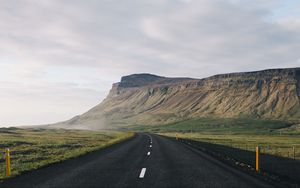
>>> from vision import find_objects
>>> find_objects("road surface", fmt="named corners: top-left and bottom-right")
top-left (1, 133), bottom-right (273, 188)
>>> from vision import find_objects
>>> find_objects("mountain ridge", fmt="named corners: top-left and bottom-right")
top-left (118, 73), bottom-right (196, 88)
top-left (49, 67), bottom-right (300, 130)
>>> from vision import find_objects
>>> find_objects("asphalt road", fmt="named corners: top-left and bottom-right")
top-left (1, 133), bottom-right (273, 188)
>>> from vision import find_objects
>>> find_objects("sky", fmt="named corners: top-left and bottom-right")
top-left (0, 0), bottom-right (300, 126)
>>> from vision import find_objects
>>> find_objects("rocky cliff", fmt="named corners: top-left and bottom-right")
top-left (51, 68), bottom-right (300, 130)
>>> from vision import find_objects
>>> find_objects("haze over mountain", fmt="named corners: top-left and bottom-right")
top-left (48, 68), bottom-right (300, 130)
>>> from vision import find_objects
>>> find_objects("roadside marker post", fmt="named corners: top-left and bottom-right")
top-left (256, 146), bottom-right (260, 172)
top-left (5, 148), bottom-right (11, 177)
top-left (293, 146), bottom-right (295, 160)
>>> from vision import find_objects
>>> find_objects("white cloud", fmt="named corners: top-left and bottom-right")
top-left (0, 0), bottom-right (299, 126)
top-left (141, 18), bottom-right (171, 42)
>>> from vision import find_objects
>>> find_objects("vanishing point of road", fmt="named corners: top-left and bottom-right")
top-left (1, 133), bottom-right (273, 188)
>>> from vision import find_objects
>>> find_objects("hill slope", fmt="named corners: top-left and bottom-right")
top-left (51, 68), bottom-right (300, 130)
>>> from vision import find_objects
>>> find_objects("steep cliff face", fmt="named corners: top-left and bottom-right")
top-left (52, 68), bottom-right (300, 130)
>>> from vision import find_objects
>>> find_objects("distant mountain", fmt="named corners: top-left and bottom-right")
top-left (50, 68), bottom-right (300, 130)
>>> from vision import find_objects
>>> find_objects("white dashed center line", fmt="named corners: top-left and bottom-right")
top-left (139, 168), bottom-right (147, 178)
top-left (150, 145), bottom-right (152, 148)
top-left (147, 152), bottom-right (150, 156)
top-left (147, 134), bottom-right (153, 144)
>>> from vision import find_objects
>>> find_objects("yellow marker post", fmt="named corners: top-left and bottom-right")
top-left (5, 148), bottom-right (11, 177)
top-left (256, 146), bottom-right (260, 172)
top-left (293, 146), bottom-right (295, 160)
top-left (176, 133), bottom-right (178, 140)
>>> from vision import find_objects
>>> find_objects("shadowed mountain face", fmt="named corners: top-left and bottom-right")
top-left (51, 68), bottom-right (300, 130)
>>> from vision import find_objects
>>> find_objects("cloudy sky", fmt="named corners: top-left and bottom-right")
top-left (0, 0), bottom-right (300, 126)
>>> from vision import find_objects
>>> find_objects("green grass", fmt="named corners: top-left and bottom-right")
top-left (126, 117), bottom-right (300, 160)
top-left (0, 128), bottom-right (133, 179)
top-left (125, 117), bottom-right (297, 135)
top-left (161, 132), bottom-right (300, 159)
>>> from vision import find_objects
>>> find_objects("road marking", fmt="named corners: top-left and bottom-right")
top-left (147, 152), bottom-right (150, 156)
top-left (147, 134), bottom-right (153, 144)
top-left (150, 145), bottom-right (152, 148)
top-left (139, 168), bottom-right (146, 178)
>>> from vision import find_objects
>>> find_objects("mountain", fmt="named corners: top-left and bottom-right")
top-left (50, 68), bottom-right (300, 130)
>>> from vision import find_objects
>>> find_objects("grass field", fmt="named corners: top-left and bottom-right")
top-left (126, 117), bottom-right (300, 159)
top-left (0, 128), bottom-right (133, 179)
top-left (161, 132), bottom-right (300, 159)
top-left (126, 117), bottom-right (299, 135)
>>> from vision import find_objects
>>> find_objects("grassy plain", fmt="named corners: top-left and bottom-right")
top-left (0, 128), bottom-right (133, 179)
top-left (127, 117), bottom-right (297, 134)
top-left (162, 132), bottom-right (300, 159)
top-left (127, 117), bottom-right (300, 159)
